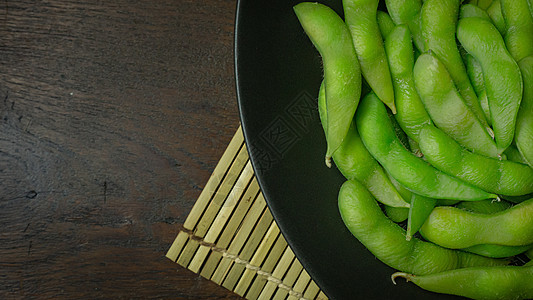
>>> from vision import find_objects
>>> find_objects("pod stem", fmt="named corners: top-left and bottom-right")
top-left (325, 155), bottom-right (332, 168)
top-left (391, 272), bottom-right (414, 285)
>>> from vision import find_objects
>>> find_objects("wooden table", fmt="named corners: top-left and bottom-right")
top-left (0, 0), bottom-right (243, 298)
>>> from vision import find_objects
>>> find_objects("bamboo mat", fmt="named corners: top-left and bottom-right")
top-left (166, 126), bottom-right (328, 300)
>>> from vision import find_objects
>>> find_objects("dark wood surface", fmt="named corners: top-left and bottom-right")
top-left (0, 0), bottom-right (243, 298)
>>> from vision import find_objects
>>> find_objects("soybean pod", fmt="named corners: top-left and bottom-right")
top-left (486, 0), bottom-right (506, 35)
top-left (392, 266), bottom-right (533, 300)
top-left (421, 0), bottom-right (488, 128)
top-left (418, 124), bottom-right (533, 196)
top-left (456, 199), bottom-right (512, 214)
top-left (406, 194), bottom-right (437, 241)
top-left (356, 93), bottom-right (497, 201)
top-left (420, 198), bottom-right (533, 248)
top-left (500, 0), bottom-right (533, 62)
top-left (338, 180), bottom-right (506, 276)
top-left (460, 3), bottom-right (491, 20)
top-left (377, 10), bottom-right (396, 38)
top-left (318, 82), bottom-right (409, 208)
top-left (457, 17), bottom-right (523, 152)
top-left (385, 25), bottom-right (432, 142)
top-left (515, 56), bottom-right (533, 168)
top-left (384, 0), bottom-right (425, 52)
top-left (343, 0), bottom-right (395, 113)
top-left (413, 53), bottom-right (499, 158)
top-left (462, 244), bottom-right (533, 259)
top-left (294, 2), bottom-right (362, 167)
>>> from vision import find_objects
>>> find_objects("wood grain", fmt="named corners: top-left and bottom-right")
top-left (0, 0), bottom-right (242, 298)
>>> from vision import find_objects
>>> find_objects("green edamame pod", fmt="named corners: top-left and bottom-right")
top-left (294, 2), bottom-right (362, 167)
top-left (338, 180), bottom-right (506, 276)
top-left (384, 0), bottom-right (425, 52)
top-left (392, 266), bottom-right (533, 300)
top-left (515, 56), bottom-right (533, 168)
top-left (377, 10), bottom-right (396, 38)
top-left (456, 198), bottom-right (512, 214)
top-left (527, 248), bottom-right (533, 259)
top-left (477, 0), bottom-right (493, 10)
top-left (504, 145), bottom-right (529, 165)
top-left (501, 0), bottom-right (533, 62)
top-left (343, 0), bottom-right (395, 113)
top-left (384, 205), bottom-right (409, 223)
top-left (421, 0), bottom-right (488, 128)
top-left (486, 0), bottom-right (506, 35)
top-left (464, 54), bottom-right (494, 127)
top-left (406, 194), bottom-right (437, 241)
top-left (385, 25), bottom-right (432, 142)
top-left (318, 82), bottom-right (409, 208)
top-left (418, 125), bottom-right (533, 196)
top-left (460, 3), bottom-right (491, 20)
top-left (414, 53), bottom-right (499, 158)
top-left (464, 54), bottom-right (485, 97)
top-left (420, 198), bottom-right (533, 248)
top-left (462, 244), bottom-right (532, 258)
top-left (457, 17), bottom-right (523, 152)
top-left (356, 93), bottom-right (497, 201)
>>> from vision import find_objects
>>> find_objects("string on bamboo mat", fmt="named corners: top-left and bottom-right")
top-left (178, 226), bottom-right (310, 300)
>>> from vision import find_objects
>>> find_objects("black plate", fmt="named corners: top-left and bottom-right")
top-left (235, 1), bottom-right (458, 299)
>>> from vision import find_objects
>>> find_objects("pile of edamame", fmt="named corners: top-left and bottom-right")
top-left (294, 0), bottom-right (533, 299)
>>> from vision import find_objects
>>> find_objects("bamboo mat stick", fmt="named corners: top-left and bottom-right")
top-left (233, 222), bottom-right (281, 295)
top-left (188, 160), bottom-right (255, 273)
top-left (304, 281), bottom-right (322, 299)
top-left (222, 212), bottom-right (274, 290)
top-left (272, 256), bottom-right (304, 299)
top-left (166, 128), bottom-right (244, 262)
top-left (177, 144), bottom-right (249, 266)
top-left (166, 126), bottom-right (327, 300)
top-left (287, 269), bottom-right (312, 300)
top-left (245, 235), bottom-right (288, 299)
top-left (211, 194), bottom-right (268, 284)
top-left (199, 178), bottom-right (260, 279)
top-left (257, 247), bottom-right (296, 299)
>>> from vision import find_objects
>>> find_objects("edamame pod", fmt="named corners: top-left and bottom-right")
top-left (414, 53), bottom-right (499, 158)
top-left (464, 54), bottom-right (485, 97)
top-left (477, 0), bottom-right (493, 10)
top-left (464, 54), bottom-right (494, 127)
top-left (377, 10), bottom-right (396, 38)
top-left (515, 56), bottom-right (533, 168)
top-left (406, 194), bottom-right (437, 241)
top-left (421, 0), bottom-right (488, 128)
top-left (420, 198), bottom-right (533, 248)
top-left (338, 180), bottom-right (506, 276)
top-left (385, 25), bottom-right (432, 142)
top-left (418, 124), bottom-right (533, 196)
top-left (343, 0), bottom-right (395, 113)
top-left (356, 93), bottom-right (497, 201)
top-left (294, 2), bottom-right (362, 167)
top-left (457, 17), bottom-right (523, 152)
top-left (501, 0), bottom-right (533, 62)
top-left (318, 81), bottom-right (409, 208)
top-left (384, 0), bottom-right (425, 52)
top-left (460, 3), bottom-right (491, 20)
top-left (462, 244), bottom-right (532, 258)
top-left (504, 145), bottom-right (529, 165)
top-left (384, 205), bottom-right (409, 223)
top-left (486, 0), bottom-right (506, 35)
top-left (456, 199), bottom-right (512, 214)
top-left (392, 266), bottom-right (533, 300)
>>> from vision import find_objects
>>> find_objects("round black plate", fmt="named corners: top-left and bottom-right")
top-left (235, 1), bottom-right (458, 299)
